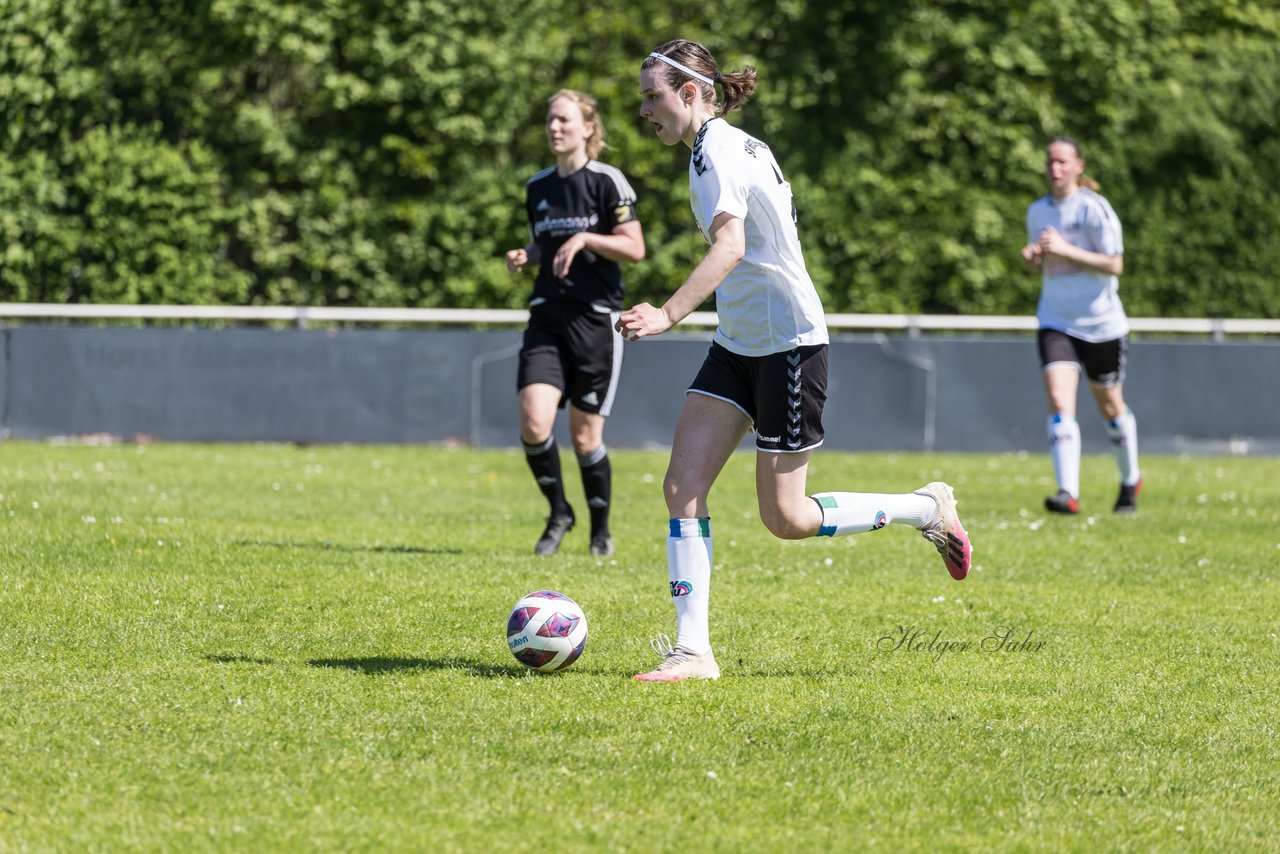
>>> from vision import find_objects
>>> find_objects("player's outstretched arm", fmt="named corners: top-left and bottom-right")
top-left (617, 213), bottom-right (744, 342)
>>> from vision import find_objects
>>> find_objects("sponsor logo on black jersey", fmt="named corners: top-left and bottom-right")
top-left (534, 213), bottom-right (599, 238)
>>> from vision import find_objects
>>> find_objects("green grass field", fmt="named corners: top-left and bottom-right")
top-left (1, 442), bottom-right (1277, 851)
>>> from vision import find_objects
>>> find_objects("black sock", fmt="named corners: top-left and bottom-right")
top-left (523, 437), bottom-right (571, 518)
top-left (578, 445), bottom-right (611, 537)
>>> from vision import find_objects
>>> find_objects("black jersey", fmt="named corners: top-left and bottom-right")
top-left (524, 160), bottom-right (639, 310)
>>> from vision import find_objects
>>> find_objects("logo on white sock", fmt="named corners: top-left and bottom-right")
top-left (873, 510), bottom-right (887, 530)
top-left (670, 580), bottom-right (692, 597)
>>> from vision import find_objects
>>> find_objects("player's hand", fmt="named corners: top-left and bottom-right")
top-left (616, 302), bottom-right (673, 342)
top-left (552, 233), bottom-right (587, 278)
top-left (1020, 243), bottom-right (1043, 264)
top-left (1038, 226), bottom-right (1070, 257)
top-left (505, 248), bottom-right (528, 273)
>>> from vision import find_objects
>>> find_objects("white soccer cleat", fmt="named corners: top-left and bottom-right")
top-left (633, 634), bottom-right (720, 682)
top-left (914, 481), bottom-right (973, 581)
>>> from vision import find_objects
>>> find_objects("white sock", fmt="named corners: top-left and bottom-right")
top-left (1047, 414), bottom-right (1081, 497)
top-left (667, 518), bottom-right (712, 655)
top-left (811, 492), bottom-right (935, 537)
top-left (1106, 408), bottom-right (1141, 486)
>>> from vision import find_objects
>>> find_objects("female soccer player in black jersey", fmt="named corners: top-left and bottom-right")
top-left (505, 89), bottom-right (646, 557)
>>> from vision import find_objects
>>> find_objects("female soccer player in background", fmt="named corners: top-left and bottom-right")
top-left (1021, 137), bottom-right (1141, 515)
top-left (616, 40), bottom-right (972, 682)
top-left (506, 89), bottom-right (646, 557)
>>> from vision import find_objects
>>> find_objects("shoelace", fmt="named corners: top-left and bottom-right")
top-left (918, 495), bottom-right (954, 553)
top-left (920, 523), bottom-right (947, 551)
top-left (648, 634), bottom-right (704, 671)
top-left (649, 633), bottom-right (675, 659)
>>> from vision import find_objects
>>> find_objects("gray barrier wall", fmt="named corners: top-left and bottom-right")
top-left (2, 325), bottom-right (1277, 453)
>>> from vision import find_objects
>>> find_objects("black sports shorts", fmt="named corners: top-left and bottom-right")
top-left (1038, 328), bottom-right (1128, 387)
top-left (517, 300), bottom-right (623, 415)
top-left (687, 341), bottom-right (828, 453)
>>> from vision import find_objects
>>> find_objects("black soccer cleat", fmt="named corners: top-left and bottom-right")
top-left (1114, 476), bottom-right (1143, 514)
top-left (1044, 489), bottom-right (1080, 515)
top-left (588, 533), bottom-right (615, 558)
top-left (534, 512), bottom-right (575, 556)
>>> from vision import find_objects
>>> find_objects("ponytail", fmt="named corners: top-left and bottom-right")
top-left (718, 68), bottom-right (758, 113)
top-left (643, 39), bottom-right (757, 115)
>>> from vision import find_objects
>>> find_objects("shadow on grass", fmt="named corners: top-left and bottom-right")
top-left (728, 667), bottom-right (844, 678)
top-left (307, 656), bottom-right (527, 677)
top-left (234, 539), bottom-right (461, 555)
top-left (207, 652), bottom-right (607, 678)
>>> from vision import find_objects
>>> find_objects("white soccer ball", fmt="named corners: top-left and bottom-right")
top-left (505, 590), bottom-right (588, 672)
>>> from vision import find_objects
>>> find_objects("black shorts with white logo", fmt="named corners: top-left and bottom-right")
top-left (688, 342), bottom-right (828, 453)
top-left (517, 300), bottom-right (623, 415)
top-left (1038, 328), bottom-right (1128, 387)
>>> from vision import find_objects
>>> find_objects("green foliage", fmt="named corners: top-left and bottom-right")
top-left (0, 125), bottom-right (249, 303)
top-left (1, 0), bottom-right (1277, 316)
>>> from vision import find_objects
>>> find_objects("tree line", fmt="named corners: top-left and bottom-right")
top-left (1, 0), bottom-right (1276, 318)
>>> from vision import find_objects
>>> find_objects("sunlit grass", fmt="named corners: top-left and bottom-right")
top-left (1, 443), bottom-right (1277, 850)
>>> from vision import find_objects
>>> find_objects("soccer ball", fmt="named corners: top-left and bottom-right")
top-left (505, 590), bottom-right (588, 672)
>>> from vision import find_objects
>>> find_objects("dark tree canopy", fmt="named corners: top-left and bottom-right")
top-left (2, 0), bottom-right (1276, 318)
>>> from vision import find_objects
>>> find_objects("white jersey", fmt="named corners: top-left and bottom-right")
top-left (689, 118), bottom-right (828, 356)
top-left (1026, 187), bottom-right (1127, 342)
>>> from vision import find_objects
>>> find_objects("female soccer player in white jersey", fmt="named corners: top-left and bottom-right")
top-left (1021, 137), bottom-right (1141, 516)
top-left (617, 40), bottom-right (972, 682)
top-left (505, 89), bottom-right (646, 557)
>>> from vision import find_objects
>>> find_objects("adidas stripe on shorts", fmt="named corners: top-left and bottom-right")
top-left (517, 300), bottom-right (623, 416)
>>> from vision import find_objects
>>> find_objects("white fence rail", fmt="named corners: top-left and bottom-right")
top-left (1, 303), bottom-right (1278, 339)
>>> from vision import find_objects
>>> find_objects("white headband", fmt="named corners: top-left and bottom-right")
top-left (647, 52), bottom-right (716, 87)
